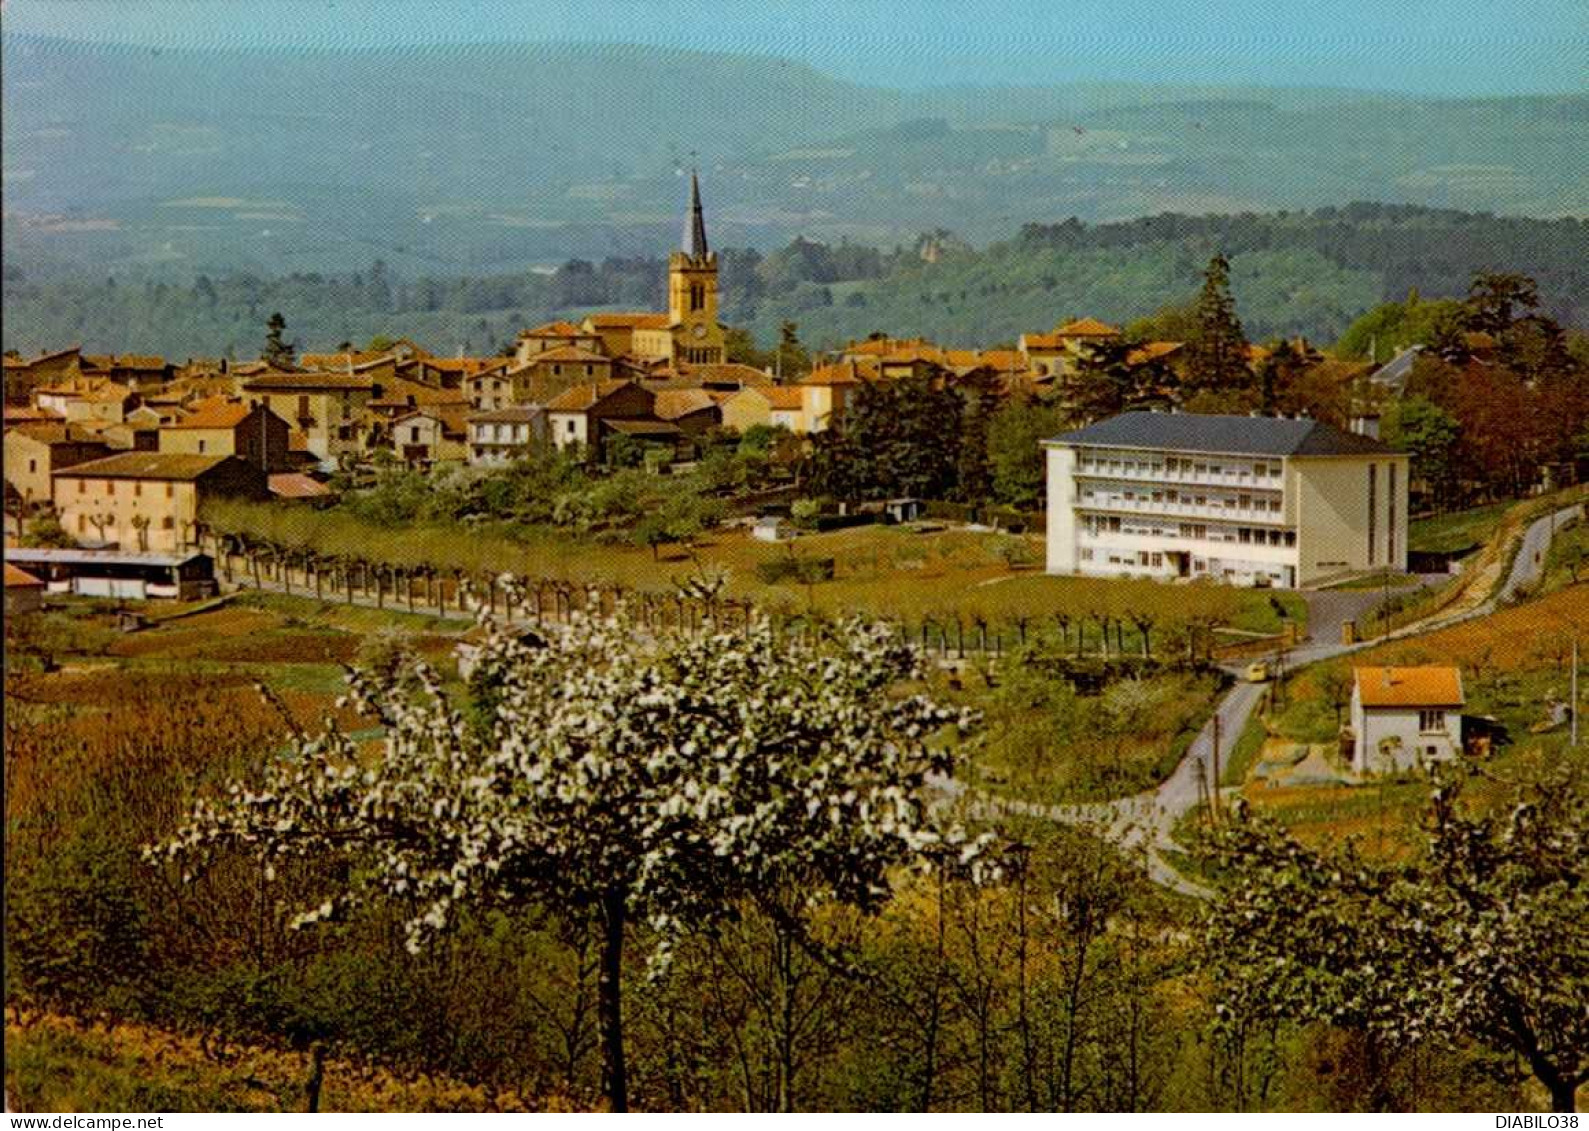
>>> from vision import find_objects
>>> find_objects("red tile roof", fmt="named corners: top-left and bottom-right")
top-left (680, 362), bottom-right (772, 387)
top-left (53, 452), bottom-right (237, 481)
top-left (367, 378), bottom-right (470, 409)
top-left (763, 387), bottom-right (806, 411)
top-left (113, 355), bottom-right (167, 371)
top-left (531, 346), bottom-right (612, 365)
top-left (166, 397), bottom-right (255, 429)
top-left (544, 379), bottom-right (639, 412)
top-left (803, 360), bottom-right (872, 387)
top-left (519, 320), bottom-right (586, 338)
top-left (299, 351), bottom-right (390, 370)
top-left (241, 372), bottom-right (375, 391)
top-left (977, 349), bottom-right (1031, 372)
top-left (586, 311), bottom-right (670, 330)
top-left (1126, 341), bottom-right (1185, 366)
top-left (1054, 317), bottom-right (1120, 337)
top-left (467, 406), bottom-right (544, 424)
top-left (4, 562), bottom-right (45, 589)
top-left (268, 472), bottom-right (335, 499)
top-left (654, 388), bottom-right (718, 420)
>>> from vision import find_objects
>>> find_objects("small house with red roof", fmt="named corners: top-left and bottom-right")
top-left (5, 560), bottom-right (46, 615)
top-left (1350, 666), bottom-right (1465, 774)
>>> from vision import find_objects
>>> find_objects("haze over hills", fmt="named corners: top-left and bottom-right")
top-left (3, 34), bottom-right (1585, 281)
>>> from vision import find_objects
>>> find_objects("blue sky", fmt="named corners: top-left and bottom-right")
top-left (3, 0), bottom-right (1585, 95)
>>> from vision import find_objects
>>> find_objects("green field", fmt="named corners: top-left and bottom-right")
top-left (202, 500), bottom-right (1304, 645)
top-left (1407, 500), bottom-right (1515, 555)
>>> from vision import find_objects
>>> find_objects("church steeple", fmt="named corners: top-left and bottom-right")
top-left (667, 170), bottom-right (724, 365)
top-left (682, 169), bottom-right (709, 260)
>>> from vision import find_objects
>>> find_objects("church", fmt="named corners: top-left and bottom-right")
top-left (573, 172), bottom-right (728, 368)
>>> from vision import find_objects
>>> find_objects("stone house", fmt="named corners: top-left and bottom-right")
top-left (52, 452), bottom-right (268, 553)
top-left (467, 407), bottom-right (546, 466)
top-left (159, 398), bottom-right (291, 472)
top-left (544, 380), bottom-right (657, 459)
top-left (4, 423), bottom-right (114, 509)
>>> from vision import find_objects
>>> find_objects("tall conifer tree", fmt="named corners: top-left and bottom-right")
top-left (1183, 254), bottom-right (1249, 394)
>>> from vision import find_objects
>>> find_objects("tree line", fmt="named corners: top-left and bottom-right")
top-left (6, 205), bottom-right (1585, 360)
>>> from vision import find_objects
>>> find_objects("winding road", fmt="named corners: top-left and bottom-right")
top-left (952, 501), bottom-right (1584, 898)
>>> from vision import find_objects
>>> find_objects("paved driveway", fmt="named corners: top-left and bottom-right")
top-left (949, 501), bottom-right (1586, 898)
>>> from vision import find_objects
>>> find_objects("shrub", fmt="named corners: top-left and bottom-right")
top-left (925, 500), bottom-right (976, 523)
top-left (753, 555), bottom-right (835, 585)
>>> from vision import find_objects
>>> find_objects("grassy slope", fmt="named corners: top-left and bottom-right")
top-left (1408, 500), bottom-right (1516, 555)
top-left (205, 503), bottom-right (1303, 639)
top-left (4, 1012), bottom-right (545, 1113)
top-left (1239, 583), bottom-right (1589, 856)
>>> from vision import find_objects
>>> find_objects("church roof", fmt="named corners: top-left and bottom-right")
top-left (683, 170), bottom-right (709, 258)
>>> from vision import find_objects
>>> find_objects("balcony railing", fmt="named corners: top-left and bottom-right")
top-left (1079, 528), bottom-right (1297, 552)
top-left (1074, 463), bottom-right (1284, 491)
top-left (1074, 495), bottom-right (1287, 526)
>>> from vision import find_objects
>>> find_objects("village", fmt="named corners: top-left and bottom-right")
top-left (5, 174), bottom-right (1586, 781)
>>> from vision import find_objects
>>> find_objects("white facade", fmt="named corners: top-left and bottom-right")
top-left (467, 419), bottom-right (540, 466)
top-left (1043, 420), bottom-right (1408, 587)
top-left (1349, 693), bottom-right (1463, 775)
top-left (548, 411), bottom-right (589, 451)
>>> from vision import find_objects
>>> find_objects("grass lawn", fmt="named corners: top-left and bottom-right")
top-left (1220, 710), bottom-right (1269, 787)
top-left (1538, 517), bottom-right (1589, 595)
top-left (954, 662), bottom-right (1228, 805)
top-left (206, 502), bottom-right (1306, 643)
top-left (5, 595), bottom-right (477, 754)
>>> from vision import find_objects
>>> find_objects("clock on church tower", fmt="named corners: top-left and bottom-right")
top-left (668, 170), bottom-right (726, 365)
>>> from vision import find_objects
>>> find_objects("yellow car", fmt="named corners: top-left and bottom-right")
top-left (1245, 661), bottom-right (1271, 683)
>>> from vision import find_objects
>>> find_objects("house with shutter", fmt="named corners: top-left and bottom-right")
top-left (159, 398), bottom-right (291, 472)
top-left (544, 380), bottom-right (657, 459)
top-left (1018, 317), bottom-right (1121, 378)
top-left (4, 423), bottom-right (113, 509)
top-left (389, 409), bottom-right (469, 465)
top-left (467, 407), bottom-right (546, 466)
top-left (241, 370), bottom-right (378, 462)
top-left (514, 321), bottom-right (605, 366)
top-left (52, 452), bottom-right (268, 553)
top-left (719, 385), bottom-right (807, 434)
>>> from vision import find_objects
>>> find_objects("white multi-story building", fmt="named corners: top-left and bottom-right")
top-left (1044, 412), bottom-right (1409, 587)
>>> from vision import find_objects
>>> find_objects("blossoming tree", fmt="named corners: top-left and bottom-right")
top-left (151, 596), bottom-right (986, 1111)
top-left (1200, 768), bottom-right (1587, 1113)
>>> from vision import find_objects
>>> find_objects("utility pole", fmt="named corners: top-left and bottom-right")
top-left (1381, 564), bottom-right (1392, 640)
top-left (1572, 635), bottom-right (1580, 748)
top-left (1210, 714), bottom-right (1221, 822)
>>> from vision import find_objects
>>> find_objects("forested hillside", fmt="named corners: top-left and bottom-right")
top-left (4, 33), bottom-right (1585, 277)
top-left (4, 205), bottom-right (1584, 359)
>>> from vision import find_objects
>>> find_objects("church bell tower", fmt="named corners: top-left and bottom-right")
top-left (668, 171), bottom-right (724, 365)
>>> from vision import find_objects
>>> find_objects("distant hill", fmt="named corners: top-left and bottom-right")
top-left (5, 205), bottom-right (1585, 360)
top-left (3, 34), bottom-right (1584, 280)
